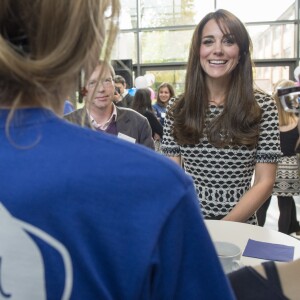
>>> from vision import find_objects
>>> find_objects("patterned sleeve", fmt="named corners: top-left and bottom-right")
top-left (255, 90), bottom-right (282, 163)
top-left (161, 98), bottom-right (181, 156)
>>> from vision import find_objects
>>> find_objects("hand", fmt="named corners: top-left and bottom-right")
top-left (113, 93), bottom-right (122, 103)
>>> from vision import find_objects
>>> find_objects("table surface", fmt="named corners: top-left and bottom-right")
top-left (205, 220), bottom-right (300, 266)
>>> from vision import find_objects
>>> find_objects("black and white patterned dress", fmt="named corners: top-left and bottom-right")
top-left (273, 126), bottom-right (300, 196)
top-left (161, 90), bottom-right (281, 224)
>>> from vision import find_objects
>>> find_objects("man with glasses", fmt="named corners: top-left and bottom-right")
top-left (65, 62), bottom-right (154, 149)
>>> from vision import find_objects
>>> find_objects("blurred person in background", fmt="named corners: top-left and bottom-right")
top-left (113, 74), bottom-right (133, 107)
top-left (231, 100), bottom-right (300, 298)
top-left (257, 80), bottom-right (300, 239)
top-left (153, 82), bottom-right (175, 126)
top-left (132, 88), bottom-right (163, 147)
top-left (63, 98), bottom-right (75, 115)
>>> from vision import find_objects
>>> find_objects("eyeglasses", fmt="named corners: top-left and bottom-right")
top-left (278, 86), bottom-right (300, 113)
top-left (88, 77), bottom-right (113, 88)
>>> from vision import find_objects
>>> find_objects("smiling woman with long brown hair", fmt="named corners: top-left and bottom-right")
top-left (161, 9), bottom-right (281, 224)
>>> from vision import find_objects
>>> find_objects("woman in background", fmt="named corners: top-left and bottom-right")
top-left (230, 108), bottom-right (300, 299)
top-left (132, 88), bottom-right (163, 141)
top-left (153, 82), bottom-right (175, 126)
top-left (257, 80), bottom-right (300, 238)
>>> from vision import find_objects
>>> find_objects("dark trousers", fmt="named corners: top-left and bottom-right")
top-left (257, 196), bottom-right (300, 234)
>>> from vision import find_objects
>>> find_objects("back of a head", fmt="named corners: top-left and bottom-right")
top-left (273, 79), bottom-right (295, 92)
top-left (132, 88), bottom-right (152, 114)
top-left (0, 0), bottom-right (120, 113)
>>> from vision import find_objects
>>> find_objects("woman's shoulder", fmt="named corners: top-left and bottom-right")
top-left (254, 89), bottom-right (276, 109)
top-left (166, 97), bottom-right (178, 109)
top-left (169, 96), bottom-right (177, 104)
top-left (254, 89), bottom-right (273, 102)
top-left (144, 110), bottom-right (156, 118)
top-left (280, 121), bottom-right (298, 132)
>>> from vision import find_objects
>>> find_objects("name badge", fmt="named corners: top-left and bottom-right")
top-left (161, 112), bottom-right (166, 118)
top-left (117, 132), bottom-right (136, 143)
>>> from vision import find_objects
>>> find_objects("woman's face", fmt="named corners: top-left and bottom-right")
top-left (159, 87), bottom-right (171, 103)
top-left (199, 19), bottom-right (240, 81)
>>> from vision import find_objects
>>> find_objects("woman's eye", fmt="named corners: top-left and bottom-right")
top-left (223, 36), bottom-right (235, 45)
top-left (202, 39), bottom-right (213, 45)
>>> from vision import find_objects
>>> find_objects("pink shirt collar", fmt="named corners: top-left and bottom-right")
top-left (87, 104), bottom-right (117, 131)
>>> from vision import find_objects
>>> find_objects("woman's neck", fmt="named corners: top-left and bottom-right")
top-left (280, 116), bottom-right (298, 132)
top-left (208, 91), bottom-right (226, 106)
top-left (206, 78), bottom-right (229, 106)
top-left (157, 100), bottom-right (167, 108)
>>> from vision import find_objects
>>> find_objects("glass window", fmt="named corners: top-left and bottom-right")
top-left (247, 24), bottom-right (295, 59)
top-left (140, 30), bottom-right (193, 63)
top-left (111, 32), bottom-right (137, 64)
top-left (119, 0), bottom-right (137, 29)
top-left (253, 66), bottom-right (290, 94)
top-left (216, 0), bottom-right (295, 22)
top-left (115, 0), bottom-right (299, 83)
top-left (140, 0), bottom-right (214, 27)
top-left (142, 66), bottom-right (291, 100)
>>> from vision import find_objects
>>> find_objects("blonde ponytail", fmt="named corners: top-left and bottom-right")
top-left (0, 0), bottom-right (120, 112)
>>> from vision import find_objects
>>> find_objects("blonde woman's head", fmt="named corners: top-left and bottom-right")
top-left (273, 79), bottom-right (297, 126)
top-left (0, 0), bottom-right (120, 114)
